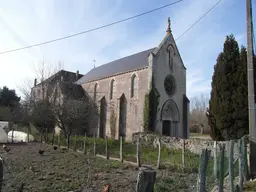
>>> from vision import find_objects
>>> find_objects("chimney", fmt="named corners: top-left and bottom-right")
top-left (61, 75), bottom-right (64, 82)
top-left (34, 78), bottom-right (37, 87)
top-left (76, 70), bottom-right (79, 80)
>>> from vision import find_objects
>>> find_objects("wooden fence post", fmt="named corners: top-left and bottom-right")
top-left (137, 137), bottom-right (141, 167)
top-left (105, 136), bottom-right (109, 160)
top-left (197, 148), bottom-right (210, 192)
top-left (93, 134), bottom-right (96, 157)
top-left (120, 136), bottom-right (123, 163)
top-left (27, 127), bottom-right (30, 143)
top-left (136, 167), bottom-right (156, 192)
top-left (51, 130), bottom-right (55, 145)
top-left (182, 139), bottom-right (185, 171)
top-left (0, 157), bottom-right (3, 192)
top-left (242, 136), bottom-right (249, 181)
top-left (157, 138), bottom-right (161, 169)
top-left (83, 133), bottom-right (87, 154)
top-left (58, 132), bottom-right (61, 148)
top-left (46, 127), bottom-right (48, 143)
top-left (87, 151), bottom-right (92, 185)
top-left (239, 138), bottom-right (244, 191)
top-left (213, 141), bottom-right (218, 180)
top-left (12, 128), bottom-right (14, 143)
top-left (74, 134), bottom-right (77, 152)
top-left (218, 144), bottom-right (225, 192)
top-left (229, 140), bottom-right (235, 192)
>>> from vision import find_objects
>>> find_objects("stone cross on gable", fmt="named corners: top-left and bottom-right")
top-left (166, 17), bottom-right (171, 34)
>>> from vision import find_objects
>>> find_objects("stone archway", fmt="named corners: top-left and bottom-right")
top-left (161, 99), bottom-right (180, 137)
top-left (119, 94), bottom-right (127, 138)
top-left (99, 96), bottom-right (107, 138)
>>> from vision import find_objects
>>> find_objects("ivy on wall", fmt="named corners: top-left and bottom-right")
top-left (143, 76), bottom-right (160, 132)
top-left (143, 93), bottom-right (150, 131)
top-left (110, 109), bottom-right (117, 139)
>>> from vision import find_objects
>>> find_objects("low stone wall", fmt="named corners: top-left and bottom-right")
top-left (132, 132), bottom-right (249, 159)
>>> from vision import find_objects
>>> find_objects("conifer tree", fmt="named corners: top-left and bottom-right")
top-left (209, 35), bottom-right (241, 140)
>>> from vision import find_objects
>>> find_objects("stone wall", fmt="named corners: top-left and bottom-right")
top-left (132, 132), bottom-right (249, 158)
top-left (82, 68), bottom-right (149, 140)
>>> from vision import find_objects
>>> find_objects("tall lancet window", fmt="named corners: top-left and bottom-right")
top-left (109, 79), bottom-right (115, 100)
top-left (94, 83), bottom-right (98, 102)
top-left (167, 44), bottom-right (175, 73)
top-left (131, 74), bottom-right (138, 98)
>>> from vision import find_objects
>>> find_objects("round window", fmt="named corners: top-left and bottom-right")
top-left (164, 75), bottom-right (176, 96)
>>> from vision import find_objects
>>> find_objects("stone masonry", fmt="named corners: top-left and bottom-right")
top-left (132, 132), bottom-right (249, 159)
top-left (82, 68), bottom-right (149, 140)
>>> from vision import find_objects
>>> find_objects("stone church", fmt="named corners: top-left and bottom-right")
top-left (76, 18), bottom-right (190, 140)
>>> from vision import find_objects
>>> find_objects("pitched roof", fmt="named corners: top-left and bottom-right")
top-left (35, 70), bottom-right (84, 87)
top-left (76, 47), bottom-right (156, 84)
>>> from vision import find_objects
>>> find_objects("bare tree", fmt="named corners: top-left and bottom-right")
top-left (51, 93), bottom-right (98, 148)
top-left (17, 60), bottom-right (99, 144)
top-left (189, 93), bottom-right (210, 134)
top-left (17, 60), bottom-right (64, 101)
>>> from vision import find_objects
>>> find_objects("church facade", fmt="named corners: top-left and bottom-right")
top-left (76, 18), bottom-right (189, 140)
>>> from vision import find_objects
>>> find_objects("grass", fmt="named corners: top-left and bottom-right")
top-left (43, 134), bottom-right (243, 191)
top-left (49, 134), bottom-right (201, 170)
top-left (244, 180), bottom-right (256, 192)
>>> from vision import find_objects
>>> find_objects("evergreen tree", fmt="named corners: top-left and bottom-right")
top-left (209, 34), bottom-right (241, 140)
top-left (231, 46), bottom-right (249, 138)
top-left (0, 86), bottom-right (20, 110)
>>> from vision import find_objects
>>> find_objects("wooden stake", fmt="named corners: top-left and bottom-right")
top-left (157, 138), bottom-right (161, 169)
top-left (105, 136), bottom-right (109, 160)
top-left (74, 134), bottom-right (77, 152)
top-left (137, 137), bottom-right (141, 167)
top-left (0, 157), bottom-right (3, 192)
top-left (197, 148), bottom-right (210, 192)
top-left (218, 144), bottom-right (225, 192)
top-left (242, 136), bottom-right (249, 181)
top-left (93, 134), bottom-right (96, 157)
top-left (58, 133), bottom-right (61, 148)
top-left (239, 139), bottom-right (244, 191)
top-left (182, 139), bottom-right (185, 171)
top-left (229, 140), bottom-right (234, 192)
top-left (213, 141), bottom-right (218, 180)
top-left (27, 127), bottom-right (30, 143)
top-left (83, 133), bottom-right (87, 154)
top-left (136, 167), bottom-right (156, 192)
top-left (120, 136), bottom-right (123, 163)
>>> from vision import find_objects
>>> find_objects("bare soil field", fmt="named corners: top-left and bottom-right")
top-left (0, 143), bottom-right (198, 192)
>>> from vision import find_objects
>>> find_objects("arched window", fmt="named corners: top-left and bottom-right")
top-left (131, 74), bottom-right (138, 98)
top-left (167, 44), bottom-right (175, 72)
top-left (109, 79), bottom-right (115, 100)
top-left (94, 83), bottom-right (98, 101)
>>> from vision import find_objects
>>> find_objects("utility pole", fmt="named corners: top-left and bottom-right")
top-left (246, 0), bottom-right (256, 179)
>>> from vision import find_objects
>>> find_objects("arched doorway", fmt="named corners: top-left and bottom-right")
top-left (99, 96), bottom-right (107, 138)
top-left (119, 94), bottom-right (127, 138)
top-left (161, 99), bottom-right (180, 137)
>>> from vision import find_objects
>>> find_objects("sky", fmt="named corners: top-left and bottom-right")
top-left (0, 0), bottom-right (255, 99)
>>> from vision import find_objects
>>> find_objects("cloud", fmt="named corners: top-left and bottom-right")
top-left (0, 0), bottom-right (246, 99)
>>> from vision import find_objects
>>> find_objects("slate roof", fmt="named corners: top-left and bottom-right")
top-left (35, 70), bottom-right (84, 87)
top-left (76, 47), bottom-right (156, 84)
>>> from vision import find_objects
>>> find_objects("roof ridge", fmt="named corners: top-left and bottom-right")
top-left (93, 47), bottom-right (156, 70)
top-left (76, 47), bottom-right (156, 84)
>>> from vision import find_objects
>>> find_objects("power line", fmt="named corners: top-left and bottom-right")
top-left (0, 0), bottom-right (184, 55)
top-left (175, 0), bottom-right (222, 41)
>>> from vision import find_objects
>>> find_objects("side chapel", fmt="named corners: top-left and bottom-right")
top-left (76, 18), bottom-right (190, 140)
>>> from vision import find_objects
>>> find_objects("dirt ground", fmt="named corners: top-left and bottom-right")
top-left (0, 143), bottom-right (198, 192)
